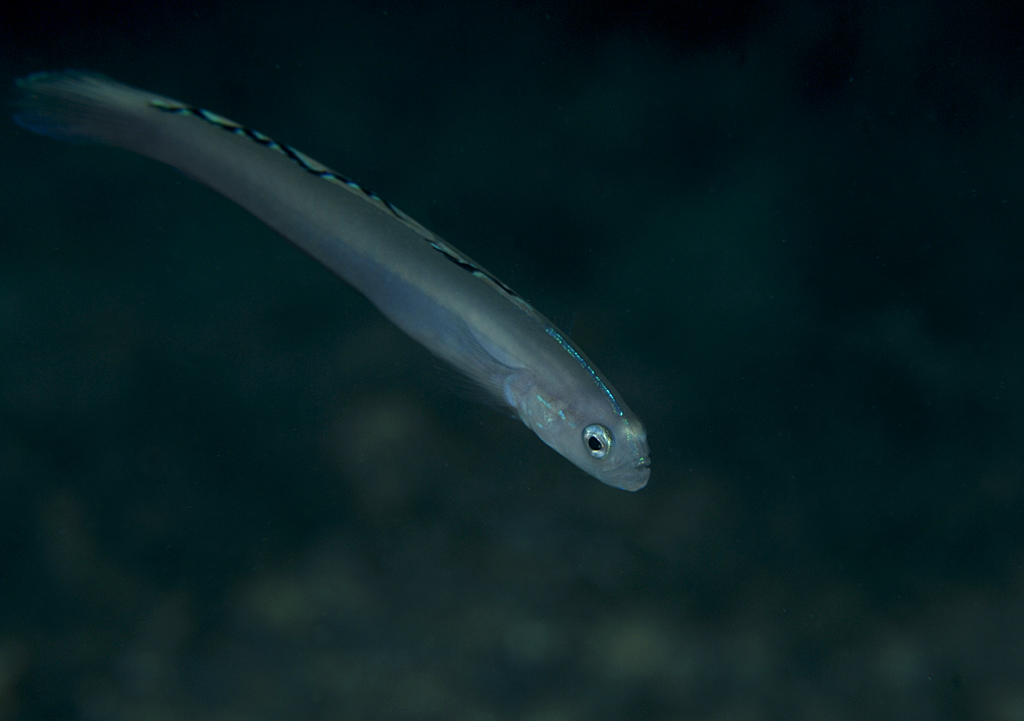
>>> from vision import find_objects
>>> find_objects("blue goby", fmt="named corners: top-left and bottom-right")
top-left (13, 72), bottom-right (650, 490)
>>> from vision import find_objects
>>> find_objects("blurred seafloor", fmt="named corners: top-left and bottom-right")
top-left (2, 1), bottom-right (1024, 719)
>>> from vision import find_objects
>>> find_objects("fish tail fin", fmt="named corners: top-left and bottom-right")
top-left (12, 71), bottom-right (162, 148)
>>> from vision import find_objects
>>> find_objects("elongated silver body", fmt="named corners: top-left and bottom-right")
top-left (13, 72), bottom-right (650, 490)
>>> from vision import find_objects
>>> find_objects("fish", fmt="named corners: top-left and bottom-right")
top-left (12, 71), bottom-right (650, 490)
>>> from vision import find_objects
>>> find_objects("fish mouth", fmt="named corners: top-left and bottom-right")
top-left (617, 472), bottom-right (649, 492)
top-left (607, 460), bottom-right (650, 492)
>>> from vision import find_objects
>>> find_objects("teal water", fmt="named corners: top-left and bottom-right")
top-left (2, 2), bottom-right (1023, 719)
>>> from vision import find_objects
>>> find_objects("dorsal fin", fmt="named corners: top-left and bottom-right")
top-left (151, 96), bottom-right (548, 324)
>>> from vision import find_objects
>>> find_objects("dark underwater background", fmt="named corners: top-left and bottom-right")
top-left (2, 1), bottom-right (1024, 719)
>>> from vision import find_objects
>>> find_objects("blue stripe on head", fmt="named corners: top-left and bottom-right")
top-left (545, 327), bottom-right (623, 416)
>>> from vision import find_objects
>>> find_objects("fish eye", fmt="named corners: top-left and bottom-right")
top-left (582, 424), bottom-right (612, 459)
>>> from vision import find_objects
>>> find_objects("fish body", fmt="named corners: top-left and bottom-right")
top-left (12, 72), bottom-right (650, 490)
